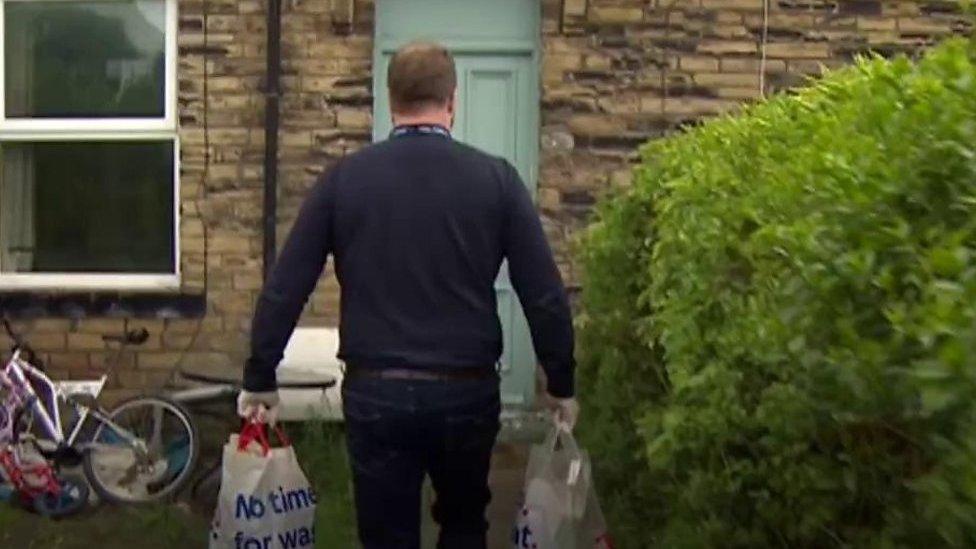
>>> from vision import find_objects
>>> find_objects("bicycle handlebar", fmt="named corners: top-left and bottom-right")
top-left (101, 328), bottom-right (149, 346)
top-left (5, 319), bottom-right (149, 348)
top-left (3, 317), bottom-right (42, 370)
top-left (2, 318), bottom-right (22, 346)
top-left (3, 319), bottom-right (149, 374)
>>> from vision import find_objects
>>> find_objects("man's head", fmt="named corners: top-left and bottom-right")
top-left (387, 41), bottom-right (457, 127)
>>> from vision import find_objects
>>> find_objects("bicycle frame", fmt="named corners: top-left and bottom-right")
top-left (1, 349), bottom-right (64, 446)
top-left (1, 349), bottom-right (145, 455)
top-left (0, 444), bottom-right (60, 501)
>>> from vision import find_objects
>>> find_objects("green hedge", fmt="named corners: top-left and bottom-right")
top-left (578, 37), bottom-right (976, 548)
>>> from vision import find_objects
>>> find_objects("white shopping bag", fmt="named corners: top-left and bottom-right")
top-left (512, 427), bottom-right (613, 549)
top-left (210, 422), bottom-right (317, 549)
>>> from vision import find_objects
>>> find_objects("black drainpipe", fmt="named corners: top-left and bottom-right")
top-left (262, 0), bottom-right (282, 281)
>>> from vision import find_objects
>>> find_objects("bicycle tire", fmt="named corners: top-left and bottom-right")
top-left (32, 474), bottom-right (89, 518)
top-left (83, 395), bottom-right (199, 504)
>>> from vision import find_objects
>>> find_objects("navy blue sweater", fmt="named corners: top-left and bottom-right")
top-left (243, 127), bottom-right (575, 398)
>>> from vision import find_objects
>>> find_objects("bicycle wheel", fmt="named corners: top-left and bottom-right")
top-left (83, 396), bottom-right (199, 504)
top-left (33, 474), bottom-right (89, 518)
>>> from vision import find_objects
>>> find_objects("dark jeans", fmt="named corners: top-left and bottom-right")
top-left (342, 375), bottom-right (501, 549)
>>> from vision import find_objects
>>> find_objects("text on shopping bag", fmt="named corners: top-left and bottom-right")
top-left (233, 486), bottom-right (318, 549)
top-left (513, 524), bottom-right (536, 549)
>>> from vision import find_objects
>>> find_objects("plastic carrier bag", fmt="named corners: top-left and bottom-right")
top-left (209, 422), bottom-right (317, 549)
top-left (512, 426), bottom-right (613, 549)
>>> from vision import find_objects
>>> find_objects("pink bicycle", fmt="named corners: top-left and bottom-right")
top-left (1, 319), bottom-right (198, 516)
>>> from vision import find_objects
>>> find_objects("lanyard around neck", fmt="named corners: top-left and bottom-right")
top-left (390, 124), bottom-right (452, 139)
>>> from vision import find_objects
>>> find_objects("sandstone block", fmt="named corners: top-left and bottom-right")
top-left (858, 17), bottom-right (897, 31)
top-left (680, 55), bottom-right (721, 72)
top-left (209, 233), bottom-right (254, 254)
top-left (568, 114), bottom-right (627, 138)
top-left (27, 333), bottom-right (66, 352)
top-left (898, 17), bottom-right (952, 35)
top-left (563, 0), bottom-right (587, 18)
top-left (695, 72), bottom-right (761, 87)
top-left (337, 108), bottom-right (372, 129)
top-left (67, 333), bottom-right (107, 351)
top-left (589, 6), bottom-right (643, 24)
top-left (764, 41), bottom-right (831, 59)
top-left (698, 40), bottom-right (758, 55)
top-left (721, 57), bottom-right (786, 73)
top-left (700, 0), bottom-right (764, 10)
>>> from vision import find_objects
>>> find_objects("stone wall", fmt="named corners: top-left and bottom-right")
top-left (2, 0), bottom-right (969, 398)
top-left (277, 0), bottom-right (375, 327)
top-left (538, 0), bottom-right (971, 285)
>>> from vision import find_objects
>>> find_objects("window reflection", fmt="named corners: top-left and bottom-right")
top-left (0, 142), bottom-right (175, 273)
top-left (4, 0), bottom-right (166, 118)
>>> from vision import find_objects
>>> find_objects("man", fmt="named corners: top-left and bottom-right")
top-left (238, 42), bottom-right (578, 549)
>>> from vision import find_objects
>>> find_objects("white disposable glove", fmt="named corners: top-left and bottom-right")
top-left (237, 390), bottom-right (281, 425)
top-left (549, 396), bottom-right (580, 431)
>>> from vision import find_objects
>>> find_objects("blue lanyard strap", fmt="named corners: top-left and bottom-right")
top-left (390, 124), bottom-right (452, 139)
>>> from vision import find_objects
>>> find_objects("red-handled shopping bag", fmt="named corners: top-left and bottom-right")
top-left (209, 422), bottom-right (317, 549)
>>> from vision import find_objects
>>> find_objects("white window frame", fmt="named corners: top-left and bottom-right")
top-left (0, 0), bottom-right (180, 291)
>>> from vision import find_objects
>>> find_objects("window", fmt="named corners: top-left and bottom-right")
top-left (0, 0), bottom-right (178, 290)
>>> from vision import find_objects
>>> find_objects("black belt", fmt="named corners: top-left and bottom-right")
top-left (345, 364), bottom-right (497, 382)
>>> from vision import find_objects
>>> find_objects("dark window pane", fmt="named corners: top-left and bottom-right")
top-left (5, 1), bottom-right (166, 118)
top-left (0, 141), bottom-right (175, 273)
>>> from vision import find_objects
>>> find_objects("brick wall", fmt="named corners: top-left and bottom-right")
top-left (3, 0), bottom-right (968, 398)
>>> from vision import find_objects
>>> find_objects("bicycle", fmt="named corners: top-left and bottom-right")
top-left (0, 319), bottom-right (199, 514)
top-left (0, 428), bottom-right (89, 517)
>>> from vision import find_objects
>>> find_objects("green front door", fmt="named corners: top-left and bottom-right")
top-left (373, 0), bottom-right (541, 407)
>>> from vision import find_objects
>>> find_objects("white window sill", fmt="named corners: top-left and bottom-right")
top-left (0, 274), bottom-right (181, 292)
top-left (0, 119), bottom-right (177, 141)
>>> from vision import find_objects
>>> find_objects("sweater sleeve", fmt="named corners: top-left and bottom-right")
top-left (501, 162), bottom-right (576, 398)
top-left (243, 168), bottom-right (337, 391)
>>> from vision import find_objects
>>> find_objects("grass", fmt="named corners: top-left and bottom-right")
top-left (0, 422), bottom-right (358, 549)
top-left (0, 503), bottom-right (209, 549)
top-left (294, 422), bottom-right (359, 549)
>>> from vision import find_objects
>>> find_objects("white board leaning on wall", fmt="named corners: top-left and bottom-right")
top-left (277, 327), bottom-right (344, 422)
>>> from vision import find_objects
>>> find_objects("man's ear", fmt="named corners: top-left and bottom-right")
top-left (447, 89), bottom-right (457, 128)
top-left (447, 92), bottom-right (456, 115)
